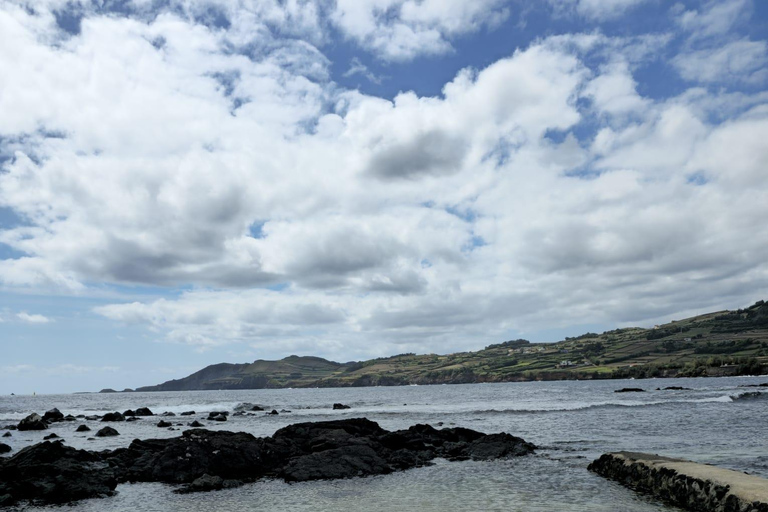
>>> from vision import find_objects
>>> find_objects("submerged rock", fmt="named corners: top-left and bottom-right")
top-left (180, 411), bottom-right (196, 416)
top-left (2, 433), bottom-right (10, 438)
top-left (17, 413), bottom-right (48, 431)
top-left (174, 474), bottom-right (242, 494)
top-left (614, 388), bottom-right (645, 393)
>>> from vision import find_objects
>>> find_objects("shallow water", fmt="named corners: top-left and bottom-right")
top-left (1, 376), bottom-right (766, 511)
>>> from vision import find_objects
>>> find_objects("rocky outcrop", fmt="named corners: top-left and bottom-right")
top-left (333, 403), bottom-right (351, 410)
top-left (588, 452), bottom-right (768, 512)
top-left (95, 427), bottom-right (119, 437)
top-left (0, 441), bottom-right (116, 505)
top-left (0, 444), bottom-right (10, 454)
top-left (42, 408), bottom-right (64, 423)
top-left (0, 418), bottom-right (534, 507)
top-left (76, 425), bottom-right (91, 432)
top-left (208, 412), bottom-right (228, 422)
top-left (101, 412), bottom-right (125, 422)
top-left (17, 413), bottom-right (47, 431)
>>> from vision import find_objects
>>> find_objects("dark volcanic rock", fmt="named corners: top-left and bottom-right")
top-left (614, 388), bottom-right (645, 393)
top-left (268, 410), bottom-right (279, 415)
top-left (174, 474), bottom-right (243, 494)
top-left (188, 421), bottom-right (205, 427)
top-left (281, 444), bottom-right (390, 482)
top-left (2, 418), bottom-right (534, 507)
top-left (208, 412), bottom-right (228, 422)
top-left (101, 412), bottom-right (125, 422)
top-left (0, 441), bottom-right (116, 506)
top-left (42, 408), bottom-right (64, 423)
top-left (123, 410), bottom-right (136, 417)
top-left (95, 427), bottom-right (119, 437)
top-left (157, 420), bottom-right (173, 428)
top-left (43, 433), bottom-right (59, 440)
top-left (135, 408), bottom-right (154, 416)
top-left (126, 416), bottom-right (141, 422)
top-left (661, 386), bottom-right (692, 391)
top-left (0, 443), bottom-right (11, 454)
top-left (160, 412), bottom-right (176, 417)
top-left (180, 411), bottom-right (196, 416)
top-left (18, 413), bottom-right (48, 431)
top-left (76, 425), bottom-right (91, 432)
top-left (333, 403), bottom-right (351, 410)
top-left (2, 432), bottom-right (10, 438)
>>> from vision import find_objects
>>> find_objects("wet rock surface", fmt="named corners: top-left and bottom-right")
top-left (0, 441), bottom-right (117, 506)
top-left (17, 413), bottom-right (48, 431)
top-left (0, 418), bottom-right (535, 507)
top-left (589, 452), bottom-right (768, 512)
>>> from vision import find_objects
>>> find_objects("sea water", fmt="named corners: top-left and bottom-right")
top-left (1, 376), bottom-right (766, 511)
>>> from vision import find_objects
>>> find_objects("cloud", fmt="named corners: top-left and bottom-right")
top-left (1, 2), bottom-right (767, 359)
top-left (331, 0), bottom-right (511, 61)
top-left (16, 312), bottom-right (52, 324)
top-left (550, 0), bottom-right (651, 21)
top-left (673, 39), bottom-right (768, 84)
top-left (675, 0), bottom-right (751, 39)
top-left (343, 57), bottom-right (384, 84)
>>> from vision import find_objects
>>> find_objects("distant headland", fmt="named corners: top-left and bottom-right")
top-left (120, 300), bottom-right (768, 392)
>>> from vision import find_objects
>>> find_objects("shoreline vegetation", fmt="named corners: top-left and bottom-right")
top-left (119, 300), bottom-right (768, 393)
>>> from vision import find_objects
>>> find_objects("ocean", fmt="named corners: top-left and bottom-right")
top-left (1, 376), bottom-right (766, 511)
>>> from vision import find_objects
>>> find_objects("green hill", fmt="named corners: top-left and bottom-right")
top-left (134, 300), bottom-right (768, 391)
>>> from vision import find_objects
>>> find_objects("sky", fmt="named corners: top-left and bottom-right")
top-left (1, 0), bottom-right (767, 394)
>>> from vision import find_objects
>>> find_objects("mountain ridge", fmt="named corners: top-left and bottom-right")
top-left (132, 300), bottom-right (768, 392)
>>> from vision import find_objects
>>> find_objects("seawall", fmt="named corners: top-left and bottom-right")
top-left (588, 452), bottom-right (768, 512)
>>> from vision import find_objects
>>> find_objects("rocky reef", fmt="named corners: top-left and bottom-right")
top-left (589, 452), bottom-right (768, 512)
top-left (0, 418), bottom-right (534, 507)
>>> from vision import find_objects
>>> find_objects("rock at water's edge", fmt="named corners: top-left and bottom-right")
top-left (0, 418), bottom-right (535, 507)
top-left (614, 388), bottom-right (645, 393)
top-left (101, 412), bottom-right (125, 422)
top-left (95, 427), bottom-right (119, 437)
top-left (333, 403), bottom-right (351, 410)
top-left (17, 413), bottom-right (48, 431)
top-left (588, 452), bottom-right (768, 512)
top-left (0, 441), bottom-right (117, 505)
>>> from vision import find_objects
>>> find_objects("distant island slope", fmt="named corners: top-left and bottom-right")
top-left (131, 300), bottom-right (768, 391)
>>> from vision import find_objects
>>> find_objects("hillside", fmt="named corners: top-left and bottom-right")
top-left (134, 300), bottom-right (768, 391)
